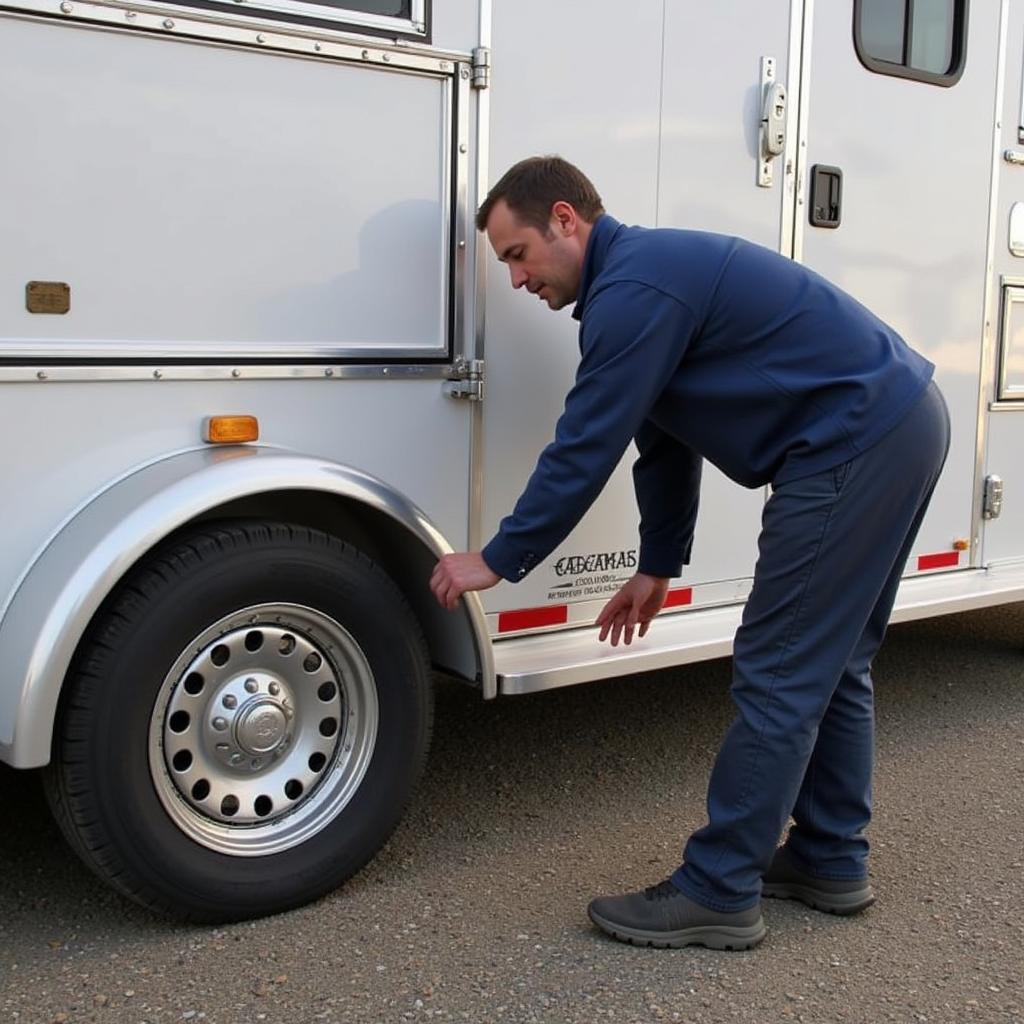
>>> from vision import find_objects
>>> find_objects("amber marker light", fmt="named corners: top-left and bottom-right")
top-left (203, 415), bottom-right (259, 444)
top-left (953, 538), bottom-right (970, 552)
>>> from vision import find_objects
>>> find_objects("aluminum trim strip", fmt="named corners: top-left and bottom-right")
top-left (0, 363), bottom-right (455, 383)
top-left (976, 1), bottom-right (1014, 559)
top-left (160, 0), bottom-right (423, 36)
top-left (0, 343), bottom-right (451, 363)
top-left (441, 69), bottom-right (458, 365)
top-left (451, 65), bottom-right (470, 365)
top-left (779, 0), bottom-right (805, 257)
top-left (790, 0), bottom-right (814, 264)
top-left (466, 0), bottom-right (490, 552)
top-left (0, 0), bottom-right (467, 70)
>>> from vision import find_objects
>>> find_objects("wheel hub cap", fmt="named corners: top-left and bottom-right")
top-left (236, 700), bottom-right (288, 756)
top-left (149, 605), bottom-right (379, 854)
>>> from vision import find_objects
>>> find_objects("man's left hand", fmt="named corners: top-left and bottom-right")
top-left (430, 552), bottom-right (501, 610)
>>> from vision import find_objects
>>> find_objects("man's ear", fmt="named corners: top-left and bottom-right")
top-left (550, 200), bottom-right (578, 238)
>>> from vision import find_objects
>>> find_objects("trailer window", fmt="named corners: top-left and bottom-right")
top-left (162, 0), bottom-right (426, 39)
top-left (999, 286), bottom-right (1024, 401)
top-left (854, 0), bottom-right (968, 86)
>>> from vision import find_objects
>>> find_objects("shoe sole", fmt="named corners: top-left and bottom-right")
top-left (587, 906), bottom-right (767, 950)
top-left (762, 881), bottom-right (875, 916)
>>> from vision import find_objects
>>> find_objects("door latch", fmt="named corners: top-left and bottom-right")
top-left (758, 57), bottom-right (786, 188)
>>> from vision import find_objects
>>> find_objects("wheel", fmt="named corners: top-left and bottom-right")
top-left (42, 520), bottom-right (433, 921)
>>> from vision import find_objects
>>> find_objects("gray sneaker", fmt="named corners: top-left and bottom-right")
top-left (587, 879), bottom-right (767, 950)
top-left (762, 847), bottom-right (875, 915)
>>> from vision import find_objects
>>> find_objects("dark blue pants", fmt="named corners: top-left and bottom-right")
top-left (673, 381), bottom-right (951, 911)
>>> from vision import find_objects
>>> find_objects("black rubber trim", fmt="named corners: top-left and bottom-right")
top-left (852, 0), bottom-right (969, 88)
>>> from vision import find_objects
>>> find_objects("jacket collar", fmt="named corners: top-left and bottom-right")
top-left (572, 214), bottom-right (621, 321)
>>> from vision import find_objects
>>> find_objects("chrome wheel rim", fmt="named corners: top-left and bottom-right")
top-left (149, 603), bottom-right (378, 856)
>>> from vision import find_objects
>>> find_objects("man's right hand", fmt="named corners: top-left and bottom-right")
top-left (594, 573), bottom-right (670, 646)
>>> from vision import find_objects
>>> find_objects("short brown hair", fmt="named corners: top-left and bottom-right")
top-left (476, 156), bottom-right (604, 233)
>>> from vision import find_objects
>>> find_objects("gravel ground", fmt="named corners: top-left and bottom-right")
top-left (1, 603), bottom-right (1022, 1024)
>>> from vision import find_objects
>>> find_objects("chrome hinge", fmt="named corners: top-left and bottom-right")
top-left (471, 46), bottom-right (491, 90)
top-left (983, 474), bottom-right (1004, 520)
top-left (444, 358), bottom-right (485, 401)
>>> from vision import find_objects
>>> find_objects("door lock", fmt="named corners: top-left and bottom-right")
top-left (758, 56), bottom-right (786, 187)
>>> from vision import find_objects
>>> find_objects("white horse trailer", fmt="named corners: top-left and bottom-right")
top-left (1, 0), bottom-right (1022, 919)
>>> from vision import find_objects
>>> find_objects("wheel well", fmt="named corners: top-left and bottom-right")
top-left (182, 491), bottom-right (483, 688)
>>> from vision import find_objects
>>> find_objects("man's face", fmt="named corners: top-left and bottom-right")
top-left (485, 199), bottom-right (587, 311)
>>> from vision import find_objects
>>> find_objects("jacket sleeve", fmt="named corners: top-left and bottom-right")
top-left (632, 420), bottom-right (702, 577)
top-left (481, 281), bottom-right (697, 582)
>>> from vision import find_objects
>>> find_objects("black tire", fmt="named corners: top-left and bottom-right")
top-left (42, 520), bottom-right (433, 922)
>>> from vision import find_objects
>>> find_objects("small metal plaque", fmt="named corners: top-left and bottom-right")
top-left (26, 281), bottom-right (70, 315)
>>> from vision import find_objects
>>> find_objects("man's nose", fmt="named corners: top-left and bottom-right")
top-left (510, 266), bottom-right (528, 289)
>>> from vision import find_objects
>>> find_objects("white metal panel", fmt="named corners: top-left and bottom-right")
top-left (982, 410), bottom-right (1024, 565)
top-left (983, 0), bottom-right (1024, 564)
top-left (658, 4), bottom-right (795, 246)
top-left (479, 0), bottom-right (792, 621)
top-left (0, 16), bottom-right (451, 357)
top-left (0, 377), bottom-right (472, 615)
top-left (653, 1), bottom-right (797, 599)
top-left (479, 0), bottom-right (664, 617)
top-left (430, 0), bottom-right (482, 54)
top-left (799, 3), bottom-right (1002, 566)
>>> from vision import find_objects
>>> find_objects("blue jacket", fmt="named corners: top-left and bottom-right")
top-left (481, 215), bottom-right (934, 583)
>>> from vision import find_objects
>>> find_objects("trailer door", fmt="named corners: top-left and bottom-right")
top-left (480, 0), bottom-right (797, 632)
top-left (981, 0), bottom-right (1024, 567)
top-left (796, 2), bottom-right (1001, 571)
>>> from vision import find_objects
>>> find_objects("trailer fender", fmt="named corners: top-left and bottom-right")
top-left (0, 446), bottom-right (493, 768)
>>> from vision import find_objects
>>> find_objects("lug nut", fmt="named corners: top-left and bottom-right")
top-left (244, 678), bottom-right (259, 693)
top-left (223, 695), bottom-right (238, 709)
top-left (213, 717), bottom-right (228, 731)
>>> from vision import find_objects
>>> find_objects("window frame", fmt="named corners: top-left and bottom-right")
top-left (853, 0), bottom-right (969, 88)
top-left (997, 284), bottom-right (1024, 402)
top-left (159, 0), bottom-right (430, 42)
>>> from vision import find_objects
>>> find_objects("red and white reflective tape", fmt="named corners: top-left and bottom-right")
top-left (497, 604), bottom-right (569, 634)
top-left (663, 586), bottom-right (693, 608)
top-left (496, 586), bottom-right (695, 634)
top-left (917, 550), bottom-right (960, 572)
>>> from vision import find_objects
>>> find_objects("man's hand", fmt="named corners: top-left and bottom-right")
top-left (595, 573), bottom-right (670, 646)
top-left (430, 552), bottom-right (501, 610)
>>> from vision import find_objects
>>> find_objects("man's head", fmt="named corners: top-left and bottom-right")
top-left (476, 156), bottom-right (604, 310)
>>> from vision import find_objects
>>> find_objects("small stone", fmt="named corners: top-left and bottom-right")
top-left (275, 975), bottom-right (288, 985)
top-left (94, 993), bottom-right (109, 1006)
